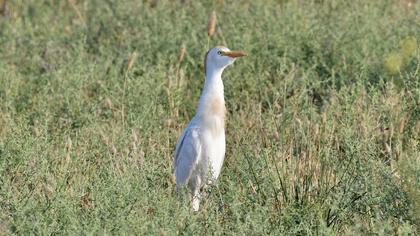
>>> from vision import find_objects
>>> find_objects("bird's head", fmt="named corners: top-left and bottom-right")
top-left (204, 46), bottom-right (247, 75)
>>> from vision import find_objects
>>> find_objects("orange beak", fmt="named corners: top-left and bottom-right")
top-left (222, 50), bottom-right (247, 58)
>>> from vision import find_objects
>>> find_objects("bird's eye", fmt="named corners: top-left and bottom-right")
top-left (217, 51), bottom-right (223, 55)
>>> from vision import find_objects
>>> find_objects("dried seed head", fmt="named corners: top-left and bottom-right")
top-left (104, 97), bottom-right (113, 109)
top-left (111, 145), bottom-right (117, 155)
top-left (131, 129), bottom-right (139, 143)
top-left (66, 137), bottom-right (73, 151)
top-left (322, 112), bottom-right (327, 124)
top-left (413, 121), bottom-right (420, 138)
top-left (207, 11), bottom-right (217, 37)
top-left (33, 126), bottom-right (40, 137)
top-left (80, 191), bottom-right (93, 209)
top-left (65, 152), bottom-right (71, 165)
top-left (42, 184), bottom-right (54, 200)
top-left (313, 124), bottom-right (319, 137)
top-left (124, 148), bottom-right (130, 157)
top-left (131, 141), bottom-right (137, 152)
top-left (101, 134), bottom-right (109, 145)
top-left (127, 51), bottom-right (138, 70)
top-left (295, 117), bottom-right (302, 128)
top-left (398, 117), bottom-right (406, 134)
top-left (170, 175), bottom-right (176, 185)
top-left (385, 143), bottom-right (392, 154)
top-left (178, 44), bottom-right (186, 63)
top-left (138, 150), bottom-right (145, 166)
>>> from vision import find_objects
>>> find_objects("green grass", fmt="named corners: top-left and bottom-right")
top-left (0, 0), bottom-right (419, 234)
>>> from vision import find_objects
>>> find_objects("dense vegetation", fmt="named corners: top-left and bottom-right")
top-left (0, 0), bottom-right (419, 234)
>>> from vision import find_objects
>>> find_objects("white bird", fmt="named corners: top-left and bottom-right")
top-left (173, 46), bottom-right (246, 211)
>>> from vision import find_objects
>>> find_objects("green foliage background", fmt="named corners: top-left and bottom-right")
top-left (0, 0), bottom-right (419, 234)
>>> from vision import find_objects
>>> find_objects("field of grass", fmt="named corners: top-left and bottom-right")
top-left (0, 0), bottom-right (419, 234)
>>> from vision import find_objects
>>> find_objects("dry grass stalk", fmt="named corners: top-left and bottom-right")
top-left (2, 0), bottom-right (8, 17)
top-left (164, 118), bottom-right (176, 128)
top-left (131, 128), bottom-right (139, 143)
top-left (66, 137), bottom-right (73, 151)
top-left (216, 27), bottom-right (227, 46)
top-left (68, 0), bottom-right (84, 23)
top-left (178, 44), bottom-right (186, 63)
top-left (207, 11), bottom-right (217, 37)
top-left (65, 152), bottom-right (71, 167)
top-left (127, 51), bottom-right (138, 70)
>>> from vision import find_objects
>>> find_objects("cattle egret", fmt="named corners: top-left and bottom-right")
top-left (173, 46), bottom-right (246, 211)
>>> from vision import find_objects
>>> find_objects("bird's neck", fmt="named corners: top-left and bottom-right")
top-left (197, 67), bottom-right (226, 120)
top-left (203, 68), bottom-right (224, 96)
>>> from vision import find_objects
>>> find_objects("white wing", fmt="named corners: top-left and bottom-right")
top-left (173, 123), bottom-right (202, 187)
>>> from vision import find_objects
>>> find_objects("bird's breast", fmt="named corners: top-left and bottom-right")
top-left (208, 97), bottom-right (226, 119)
top-left (202, 97), bottom-right (226, 137)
